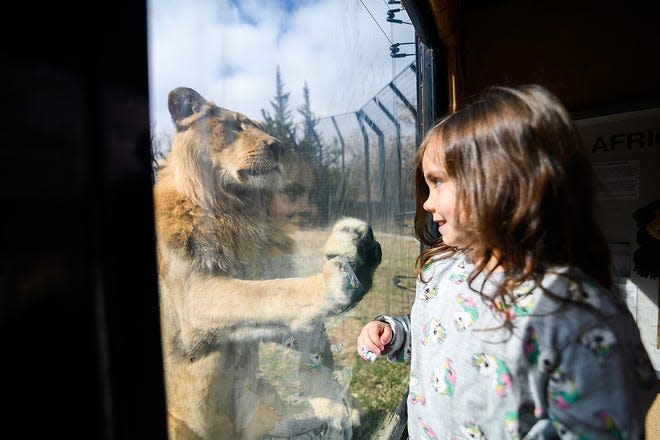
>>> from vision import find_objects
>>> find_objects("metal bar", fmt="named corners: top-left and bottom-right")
top-left (374, 97), bottom-right (403, 213)
top-left (330, 116), bottom-right (345, 174)
top-left (355, 111), bottom-right (372, 222)
top-left (360, 111), bottom-right (386, 215)
top-left (389, 82), bottom-right (417, 119)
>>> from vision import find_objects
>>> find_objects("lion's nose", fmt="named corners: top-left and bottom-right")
top-left (268, 142), bottom-right (284, 161)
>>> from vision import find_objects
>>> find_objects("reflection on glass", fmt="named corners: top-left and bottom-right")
top-left (148, 1), bottom-right (418, 438)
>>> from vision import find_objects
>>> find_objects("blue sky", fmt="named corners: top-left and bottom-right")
top-left (229, 0), bottom-right (310, 22)
top-left (147, 0), bottom-right (415, 152)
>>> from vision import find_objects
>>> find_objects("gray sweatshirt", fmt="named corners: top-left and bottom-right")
top-left (378, 252), bottom-right (658, 439)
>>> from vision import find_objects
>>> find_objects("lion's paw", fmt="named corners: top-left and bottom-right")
top-left (323, 218), bottom-right (382, 314)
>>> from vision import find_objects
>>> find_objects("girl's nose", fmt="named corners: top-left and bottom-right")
top-left (422, 196), bottom-right (433, 213)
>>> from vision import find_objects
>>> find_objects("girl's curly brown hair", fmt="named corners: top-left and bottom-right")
top-left (413, 84), bottom-right (613, 313)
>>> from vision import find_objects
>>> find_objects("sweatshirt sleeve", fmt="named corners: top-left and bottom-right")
top-left (374, 314), bottom-right (411, 364)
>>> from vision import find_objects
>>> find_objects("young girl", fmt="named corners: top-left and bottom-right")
top-left (357, 85), bottom-right (658, 439)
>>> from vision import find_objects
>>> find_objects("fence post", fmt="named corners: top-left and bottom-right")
top-left (360, 111), bottom-right (386, 221)
top-left (356, 111), bottom-right (372, 223)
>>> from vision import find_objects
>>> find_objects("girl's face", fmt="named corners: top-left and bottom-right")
top-left (421, 144), bottom-right (466, 248)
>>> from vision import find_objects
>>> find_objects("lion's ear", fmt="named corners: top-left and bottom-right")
top-left (168, 87), bottom-right (207, 130)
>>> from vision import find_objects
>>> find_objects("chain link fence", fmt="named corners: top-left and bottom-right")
top-left (302, 62), bottom-right (418, 231)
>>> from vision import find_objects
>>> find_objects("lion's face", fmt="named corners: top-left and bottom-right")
top-left (204, 108), bottom-right (284, 188)
top-left (163, 87), bottom-right (320, 227)
top-left (167, 87), bottom-right (285, 203)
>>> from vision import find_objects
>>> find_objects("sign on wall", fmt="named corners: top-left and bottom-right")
top-left (575, 107), bottom-right (660, 369)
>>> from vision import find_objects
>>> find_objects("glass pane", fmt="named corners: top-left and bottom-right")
top-left (148, 1), bottom-right (418, 438)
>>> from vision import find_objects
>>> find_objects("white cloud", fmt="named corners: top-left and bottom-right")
top-left (147, 0), bottom-right (415, 152)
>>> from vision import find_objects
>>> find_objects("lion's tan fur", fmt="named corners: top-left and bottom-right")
top-left (153, 88), bottom-right (377, 440)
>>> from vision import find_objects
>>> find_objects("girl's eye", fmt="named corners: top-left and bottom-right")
top-left (434, 179), bottom-right (443, 188)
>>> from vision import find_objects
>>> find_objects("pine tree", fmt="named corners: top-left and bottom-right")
top-left (260, 66), bottom-right (297, 151)
top-left (297, 82), bottom-right (322, 166)
top-left (297, 82), bottom-right (329, 222)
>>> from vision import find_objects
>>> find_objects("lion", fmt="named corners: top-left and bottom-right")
top-left (153, 87), bottom-right (382, 440)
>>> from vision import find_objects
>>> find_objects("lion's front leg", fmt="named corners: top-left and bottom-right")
top-left (173, 217), bottom-right (381, 343)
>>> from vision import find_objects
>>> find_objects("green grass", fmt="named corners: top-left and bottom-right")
top-left (349, 357), bottom-right (410, 438)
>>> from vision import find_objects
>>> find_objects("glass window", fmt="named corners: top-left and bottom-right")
top-left (148, 1), bottom-right (418, 438)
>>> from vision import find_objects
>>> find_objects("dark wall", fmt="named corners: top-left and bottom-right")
top-left (459, 0), bottom-right (660, 117)
top-left (0, 2), bottom-right (167, 439)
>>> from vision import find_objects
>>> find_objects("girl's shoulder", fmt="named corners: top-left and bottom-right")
top-left (537, 266), bottom-right (622, 314)
top-left (530, 266), bottom-right (634, 346)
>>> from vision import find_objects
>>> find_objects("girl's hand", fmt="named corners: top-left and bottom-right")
top-left (356, 320), bottom-right (392, 361)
